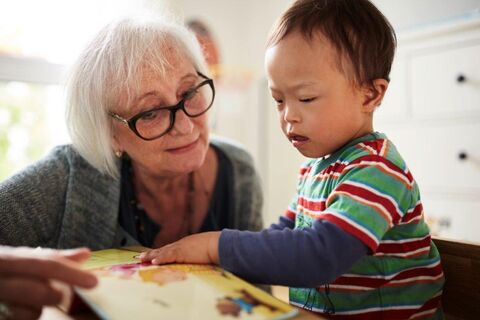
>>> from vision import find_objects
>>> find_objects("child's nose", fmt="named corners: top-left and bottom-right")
top-left (283, 103), bottom-right (301, 123)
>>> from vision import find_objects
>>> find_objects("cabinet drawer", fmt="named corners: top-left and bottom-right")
top-left (410, 42), bottom-right (480, 118)
top-left (383, 122), bottom-right (480, 193)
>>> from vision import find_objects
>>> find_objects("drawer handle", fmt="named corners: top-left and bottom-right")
top-left (456, 74), bottom-right (467, 83)
top-left (458, 151), bottom-right (468, 160)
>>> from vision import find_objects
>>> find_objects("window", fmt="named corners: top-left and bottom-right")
top-left (0, 0), bottom-right (168, 180)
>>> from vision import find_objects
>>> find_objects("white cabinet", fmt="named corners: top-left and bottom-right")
top-left (376, 15), bottom-right (480, 242)
top-left (411, 43), bottom-right (480, 118)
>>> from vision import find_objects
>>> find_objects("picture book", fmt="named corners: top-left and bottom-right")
top-left (75, 246), bottom-right (298, 320)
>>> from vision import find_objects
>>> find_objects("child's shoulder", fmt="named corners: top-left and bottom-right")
top-left (298, 133), bottom-right (409, 175)
top-left (339, 132), bottom-right (408, 171)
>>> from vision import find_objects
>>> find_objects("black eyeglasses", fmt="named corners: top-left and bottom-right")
top-left (109, 72), bottom-right (215, 141)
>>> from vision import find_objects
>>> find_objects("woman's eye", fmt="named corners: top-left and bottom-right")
top-left (140, 110), bottom-right (158, 121)
top-left (299, 97), bottom-right (316, 103)
top-left (182, 88), bottom-right (197, 100)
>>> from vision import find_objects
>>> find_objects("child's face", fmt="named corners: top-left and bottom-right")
top-left (265, 31), bottom-right (374, 158)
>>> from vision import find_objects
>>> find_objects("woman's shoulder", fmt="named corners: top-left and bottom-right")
top-left (209, 135), bottom-right (254, 166)
top-left (1, 145), bottom-right (74, 184)
top-left (47, 144), bottom-right (90, 165)
top-left (6, 144), bottom-right (101, 183)
top-left (45, 144), bottom-right (79, 162)
top-left (47, 145), bottom-right (115, 183)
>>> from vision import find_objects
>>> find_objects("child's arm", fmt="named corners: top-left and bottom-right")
top-left (139, 231), bottom-right (221, 265)
top-left (140, 220), bottom-right (367, 287)
top-left (218, 220), bottom-right (368, 286)
top-left (267, 215), bottom-right (295, 231)
top-left (138, 214), bottom-right (295, 265)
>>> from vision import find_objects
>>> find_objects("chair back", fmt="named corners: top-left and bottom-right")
top-left (433, 237), bottom-right (480, 320)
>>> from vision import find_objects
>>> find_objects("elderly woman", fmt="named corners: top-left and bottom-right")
top-left (0, 16), bottom-right (262, 318)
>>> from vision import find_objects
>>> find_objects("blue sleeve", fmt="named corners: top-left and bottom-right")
top-left (218, 220), bottom-right (368, 287)
top-left (267, 216), bottom-right (295, 231)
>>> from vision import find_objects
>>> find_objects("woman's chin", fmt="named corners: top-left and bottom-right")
top-left (166, 143), bottom-right (208, 172)
top-left (165, 139), bottom-right (200, 155)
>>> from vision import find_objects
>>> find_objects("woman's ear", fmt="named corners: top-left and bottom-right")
top-left (111, 131), bottom-right (122, 154)
top-left (362, 79), bottom-right (389, 112)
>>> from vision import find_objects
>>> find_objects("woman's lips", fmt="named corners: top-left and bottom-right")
top-left (288, 134), bottom-right (309, 148)
top-left (166, 139), bottom-right (198, 154)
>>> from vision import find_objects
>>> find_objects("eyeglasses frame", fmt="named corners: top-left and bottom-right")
top-left (109, 71), bottom-right (215, 141)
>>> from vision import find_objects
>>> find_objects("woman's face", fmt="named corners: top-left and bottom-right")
top-left (111, 52), bottom-right (210, 178)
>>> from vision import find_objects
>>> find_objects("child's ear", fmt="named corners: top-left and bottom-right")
top-left (362, 79), bottom-right (389, 112)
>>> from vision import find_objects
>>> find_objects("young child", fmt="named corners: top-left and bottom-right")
top-left (140, 0), bottom-right (445, 318)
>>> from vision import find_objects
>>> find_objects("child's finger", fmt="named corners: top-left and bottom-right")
top-left (140, 245), bottom-right (181, 265)
top-left (139, 248), bottom-right (169, 262)
top-left (138, 252), bottom-right (149, 261)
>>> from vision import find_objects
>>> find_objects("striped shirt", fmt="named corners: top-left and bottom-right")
top-left (288, 132), bottom-right (444, 319)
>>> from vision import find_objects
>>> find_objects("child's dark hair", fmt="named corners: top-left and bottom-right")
top-left (267, 0), bottom-right (396, 88)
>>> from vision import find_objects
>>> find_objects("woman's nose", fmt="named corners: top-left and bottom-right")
top-left (170, 109), bottom-right (194, 136)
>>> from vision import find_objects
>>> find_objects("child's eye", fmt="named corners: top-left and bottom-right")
top-left (299, 97), bottom-right (316, 103)
top-left (272, 97), bottom-right (283, 105)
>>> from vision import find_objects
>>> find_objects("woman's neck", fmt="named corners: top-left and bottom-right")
top-left (131, 167), bottom-right (189, 200)
top-left (130, 146), bottom-right (217, 200)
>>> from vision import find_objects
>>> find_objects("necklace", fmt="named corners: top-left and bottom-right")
top-left (182, 170), bottom-right (210, 236)
top-left (123, 155), bottom-right (211, 247)
top-left (182, 171), bottom-right (195, 236)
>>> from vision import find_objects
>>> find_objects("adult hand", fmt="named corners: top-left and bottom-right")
top-left (0, 246), bottom-right (97, 320)
top-left (140, 231), bottom-right (221, 265)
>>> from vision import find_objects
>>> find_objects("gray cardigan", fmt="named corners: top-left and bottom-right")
top-left (0, 138), bottom-right (263, 249)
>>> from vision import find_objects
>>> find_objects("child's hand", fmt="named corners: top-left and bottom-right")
top-left (139, 231), bottom-right (221, 265)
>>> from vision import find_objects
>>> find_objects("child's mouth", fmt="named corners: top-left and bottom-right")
top-left (288, 134), bottom-right (309, 147)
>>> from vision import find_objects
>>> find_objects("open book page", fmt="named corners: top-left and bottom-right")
top-left (76, 247), bottom-right (298, 320)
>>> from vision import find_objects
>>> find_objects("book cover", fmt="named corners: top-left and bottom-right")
top-left (75, 247), bottom-right (298, 320)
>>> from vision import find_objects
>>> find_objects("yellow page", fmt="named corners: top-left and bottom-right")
top-left (77, 248), bottom-right (298, 320)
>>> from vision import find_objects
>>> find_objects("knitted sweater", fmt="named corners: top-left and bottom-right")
top-left (0, 137), bottom-right (263, 249)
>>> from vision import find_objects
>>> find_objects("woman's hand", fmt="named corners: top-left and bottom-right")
top-left (0, 246), bottom-right (98, 319)
top-left (139, 231), bottom-right (221, 265)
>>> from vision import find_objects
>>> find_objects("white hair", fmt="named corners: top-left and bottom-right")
top-left (65, 15), bottom-right (208, 178)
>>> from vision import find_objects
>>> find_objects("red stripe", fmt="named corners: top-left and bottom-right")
top-left (325, 309), bottom-right (417, 319)
top-left (413, 294), bottom-right (442, 318)
top-left (404, 168), bottom-right (414, 183)
top-left (310, 294), bottom-right (441, 319)
top-left (318, 155), bottom-right (412, 191)
top-left (331, 263), bottom-right (443, 288)
top-left (377, 235), bottom-right (431, 255)
top-left (320, 213), bottom-right (378, 251)
top-left (298, 197), bottom-right (326, 212)
top-left (334, 183), bottom-right (402, 224)
top-left (402, 203), bottom-right (423, 223)
top-left (299, 166), bottom-right (311, 178)
top-left (348, 155), bottom-right (413, 184)
top-left (322, 161), bottom-right (349, 175)
top-left (285, 209), bottom-right (296, 220)
top-left (361, 139), bottom-right (385, 153)
top-left (320, 307), bottom-right (420, 319)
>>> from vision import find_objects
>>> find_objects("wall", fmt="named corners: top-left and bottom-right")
top-left (372, 0), bottom-right (480, 31)
top-left (160, 0), bottom-right (295, 223)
